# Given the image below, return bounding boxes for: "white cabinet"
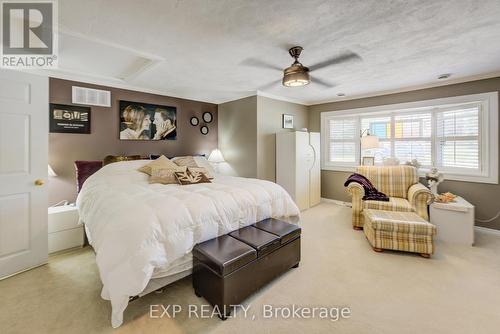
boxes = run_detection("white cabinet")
[430,197,475,246]
[48,205,84,253]
[276,131,321,211]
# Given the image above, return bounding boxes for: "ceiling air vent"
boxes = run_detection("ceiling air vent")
[72,86,111,107]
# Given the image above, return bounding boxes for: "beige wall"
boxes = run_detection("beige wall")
[309,77,500,230]
[49,78,218,206]
[218,95,308,181]
[218,96,258,177]
[257,96,309,181]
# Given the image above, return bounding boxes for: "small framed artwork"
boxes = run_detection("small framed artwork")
[202,112,213,123]
[282,114,294,129]
[190,116,199,126]
[200,125,209,135]
[49,104,91,134]
[362,157,375,166]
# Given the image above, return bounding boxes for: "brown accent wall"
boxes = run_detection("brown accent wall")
[48,78,217,206]
[309,77,500,230]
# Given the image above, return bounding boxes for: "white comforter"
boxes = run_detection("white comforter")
[76,160,300,328]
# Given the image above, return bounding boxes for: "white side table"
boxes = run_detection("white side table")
[48,205,84,253]
[430,196,475,246]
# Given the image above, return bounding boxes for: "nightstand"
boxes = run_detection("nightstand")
[48,205,84,253]
[430,196,475,246]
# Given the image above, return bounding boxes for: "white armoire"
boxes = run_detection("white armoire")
[276,131,321,211]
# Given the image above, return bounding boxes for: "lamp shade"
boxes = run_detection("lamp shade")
[361,135,379,150]
[48,164,57,177]
[208,149,225,163]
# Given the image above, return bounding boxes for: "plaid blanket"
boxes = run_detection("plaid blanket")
[344,173,389,202]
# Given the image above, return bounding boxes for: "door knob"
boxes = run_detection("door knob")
[34,179,45,186]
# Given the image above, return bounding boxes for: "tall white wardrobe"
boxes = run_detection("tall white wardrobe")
[276,131,321,211]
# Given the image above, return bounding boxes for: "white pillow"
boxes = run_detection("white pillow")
[193,156,216,177]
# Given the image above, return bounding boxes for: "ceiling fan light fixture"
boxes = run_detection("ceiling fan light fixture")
[282,65,310,87]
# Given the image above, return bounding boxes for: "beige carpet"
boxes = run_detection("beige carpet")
[1,202,500,334]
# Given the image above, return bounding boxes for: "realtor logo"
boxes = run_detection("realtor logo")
[1,0,58,68]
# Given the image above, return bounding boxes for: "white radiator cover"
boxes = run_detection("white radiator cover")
[72,86,111,107]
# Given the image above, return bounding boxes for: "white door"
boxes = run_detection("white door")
[0,70,48,279]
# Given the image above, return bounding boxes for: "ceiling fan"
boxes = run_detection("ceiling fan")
[242,46,361,89]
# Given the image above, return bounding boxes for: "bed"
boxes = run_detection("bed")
[76,159,300,328]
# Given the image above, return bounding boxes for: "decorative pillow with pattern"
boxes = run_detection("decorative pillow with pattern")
[188,167,213,179]
[193,156,216,178]
[149,166,187,185]
[138,155,178,175]
[172,156,198,168]
[174,169,212,185]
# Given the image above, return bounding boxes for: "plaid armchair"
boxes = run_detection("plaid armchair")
[346,166,434,229]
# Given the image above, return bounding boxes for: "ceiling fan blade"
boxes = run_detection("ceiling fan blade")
[240,58,283,71]
[312,77,336,89]
[309,51,361,72]
[258,79,281,90]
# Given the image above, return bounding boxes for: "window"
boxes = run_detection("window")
[328,118,357,164]
[320,92,498,184]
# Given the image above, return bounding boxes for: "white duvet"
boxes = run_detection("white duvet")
[76,160,300,328]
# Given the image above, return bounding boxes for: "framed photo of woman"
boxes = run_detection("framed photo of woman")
[119,101,177,140]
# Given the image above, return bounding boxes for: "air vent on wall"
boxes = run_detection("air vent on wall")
[72,86,111,107]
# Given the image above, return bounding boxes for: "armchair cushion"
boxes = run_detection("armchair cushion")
[363,197,413,212]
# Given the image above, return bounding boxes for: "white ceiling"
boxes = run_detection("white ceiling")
[47,0,500,105]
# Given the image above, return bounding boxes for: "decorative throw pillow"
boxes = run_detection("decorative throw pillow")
[193,156,216,178]
[174,169,212,185]
[172,156,198,168]
[103,155,142,166]
[74,160,103,193]
[138,155,178,175]
[149,166,187,185]
[188,167,213,179]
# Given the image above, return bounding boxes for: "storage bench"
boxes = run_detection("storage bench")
[192,218,301,319]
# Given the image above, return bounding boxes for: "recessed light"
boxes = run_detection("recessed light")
[337,93,346,97]
[438,73,451,80]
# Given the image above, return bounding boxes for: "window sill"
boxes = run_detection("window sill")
[321,165,498,184]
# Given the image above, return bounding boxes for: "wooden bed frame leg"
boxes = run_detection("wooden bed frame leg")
[420,253,431,258]
[372,247,383,253]
[353,226,363,231]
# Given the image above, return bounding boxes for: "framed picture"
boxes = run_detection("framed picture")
[362,157,375,166]
[200,125,209,135]
[119,100,177,141]
[49,104,91,134]
[190,116,199,126]
[282,114,294,129]
[202,112,213,123]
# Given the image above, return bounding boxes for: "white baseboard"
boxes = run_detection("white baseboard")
[321,198,352,208]
[474,225,500,236]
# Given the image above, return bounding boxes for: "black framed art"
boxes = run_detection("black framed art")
[49,104,91,134]
[190,116,199,126]
[202,112,213,123]
[119,100,177,140]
